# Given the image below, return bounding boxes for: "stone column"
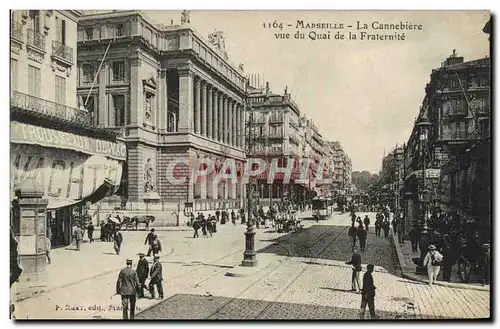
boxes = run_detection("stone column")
[194,77,201,134]
[16,179,48,287]
[236,103,241,147]
[213,89,218,141]
[207,85,213,139]
[201,81,207,136]
[231,101,236,145]
[240,104,245,149]
[129,58,142,125]
[223,96,229,144]
[178,69,194,133]
[158,70,167,132]
[218,92,223,142]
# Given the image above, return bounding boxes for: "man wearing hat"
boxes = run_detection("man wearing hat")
[149,255,164,299]
[423,245,443,285]
[116,259,140,320]
[136,253,149,298]
[145,228,156,256]
[359,264,377,319]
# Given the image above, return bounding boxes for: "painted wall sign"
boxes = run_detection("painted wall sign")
[11,121,127,161]
[11,144,123,209]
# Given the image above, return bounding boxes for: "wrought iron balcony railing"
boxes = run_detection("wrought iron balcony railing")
[52,40,74,63]
[11,91,91,126]
[11,21,23,41]
[27,29,46,51]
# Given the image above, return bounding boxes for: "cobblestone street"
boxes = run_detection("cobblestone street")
[13,212,490,320]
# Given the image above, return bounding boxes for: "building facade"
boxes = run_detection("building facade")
[246,82,305,201]
[77,11,247,211]
[10,10,126,284]
[327,141,352,194]
[403,49,491,236]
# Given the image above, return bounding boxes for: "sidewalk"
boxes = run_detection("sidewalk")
[12,230,176,302]
[391,232,489,291]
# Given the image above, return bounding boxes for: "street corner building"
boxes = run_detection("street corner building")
[10,10,126,289]
[76,11,248,212]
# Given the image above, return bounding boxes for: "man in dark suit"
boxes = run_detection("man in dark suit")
[359,264,377,319]
[346,249,362,292]
[149,255,164,299]
[145,229,156,256]
[116,259,140,320]
[136,253,149,298]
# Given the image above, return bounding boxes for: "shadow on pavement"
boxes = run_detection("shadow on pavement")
[257,225,401,276]
[135,293,449,320]
[319,287,358,294]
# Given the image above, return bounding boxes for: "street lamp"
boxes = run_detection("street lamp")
[242,185,259,267]
[415,117,432,272]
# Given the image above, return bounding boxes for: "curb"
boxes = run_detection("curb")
[390,231,490,292]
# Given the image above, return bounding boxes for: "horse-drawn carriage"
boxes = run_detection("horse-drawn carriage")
[107,212,156,231]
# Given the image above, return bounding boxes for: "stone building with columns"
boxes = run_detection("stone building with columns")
[77,10,247,210]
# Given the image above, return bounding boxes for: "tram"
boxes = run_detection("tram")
[312,197,331,220]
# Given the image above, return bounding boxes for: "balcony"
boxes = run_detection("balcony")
[27,29,46,51]
[11,91,91,127]
[11,21,23,42]
[52,40,74,64]
[269,115,284,124]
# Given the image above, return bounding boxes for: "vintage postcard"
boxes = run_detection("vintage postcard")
[9,9,491,320]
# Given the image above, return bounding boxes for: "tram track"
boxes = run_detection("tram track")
[204,225,347,319]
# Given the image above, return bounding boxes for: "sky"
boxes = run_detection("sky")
[142,10,490,173]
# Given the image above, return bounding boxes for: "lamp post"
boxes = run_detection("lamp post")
[242,185,259,267]
[415,117,432,273]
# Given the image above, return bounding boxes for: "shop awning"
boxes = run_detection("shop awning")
[11,121,127,161]
[11,144,123,210]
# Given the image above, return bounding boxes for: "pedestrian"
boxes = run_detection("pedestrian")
[363,215,370,232]
[201,215,208,237]
[136,253,149,298]
[348,223,358,250]
[357,225,367,252]
[440,243,455,282]
[211,215,217,233]
[215,209,221,222]
[206,218,213,238]
[423,244,443,285]
[114,230,123,255]
[391,218,397,236]
[397,219,405,243]
[87,222,94,243]
[240,208,246,224]
[192,217,200,238]
[75,225,84,251]
[145,228,156,256]
[345,248,362,293]
[374,217,382,237]
[231,210,237,225]
[359,264,377,319]
[149,255,164,299]
[151,235,162,256]
[45,236,51,265]
[116,259,140,320]
[382,221,390,238]
[409,227,419,252]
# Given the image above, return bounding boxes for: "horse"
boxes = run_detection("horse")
[131,215,156,230]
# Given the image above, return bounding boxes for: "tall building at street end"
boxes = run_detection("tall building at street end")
[326,141,352,195]
[10,10,126,285]
[77,10,247,211]
[403,49,491,237]
[246,81,307,202]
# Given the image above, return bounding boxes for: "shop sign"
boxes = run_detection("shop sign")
[11,121,127,161]
[11,144,123,209]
